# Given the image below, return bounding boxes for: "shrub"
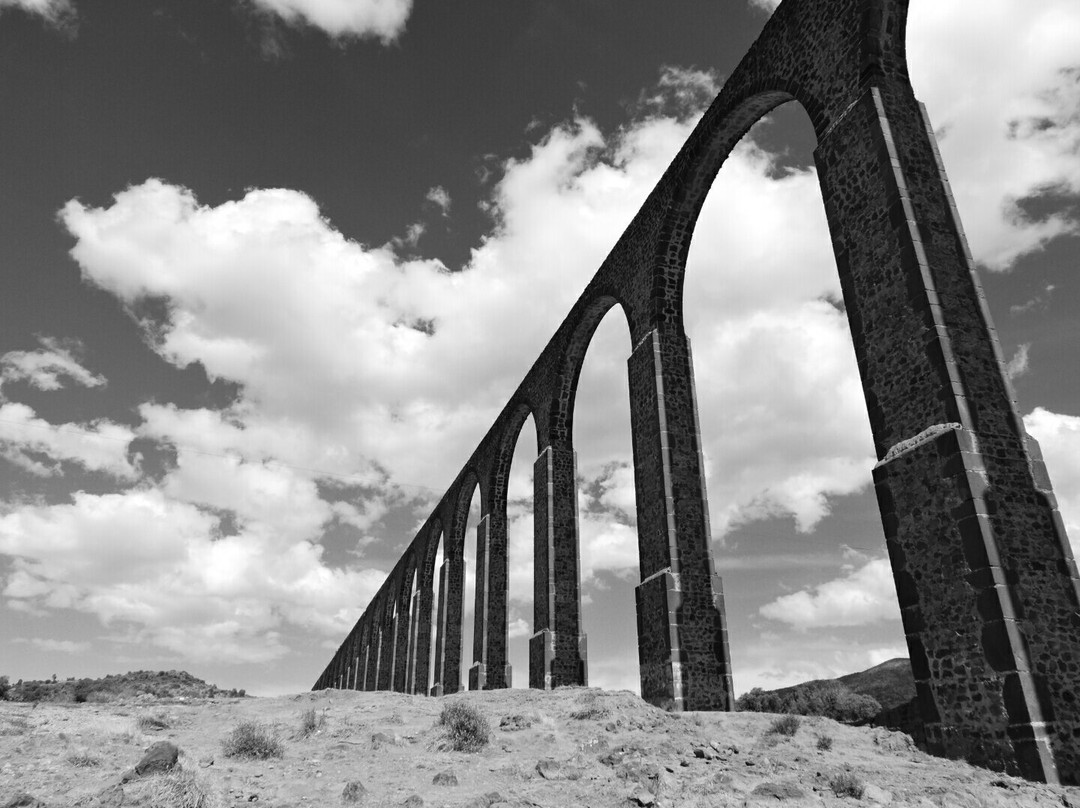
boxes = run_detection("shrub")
[0,675,9,701]
[829,771,865,798]
[72,679,95,703]
[816,734,834,751]
[437,701,490,752]
[137,712,172,731]
[0,716,29,736]
[767,714,801,737]
[222,721,284,759]
[127,769,220,808]
[569,705,609,721]
[737,682,881,724]
[297,708,326,738]
[67,751,102,767]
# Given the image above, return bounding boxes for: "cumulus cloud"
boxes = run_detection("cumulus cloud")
[1,336,105,391]
[424,186,451,217]
[758,557,901,629]
[0,402,137,479]
[1024,407,1080,551]
[0,0,72,23]
[246,0,411,41]
[1005,343,1031,380]
[16,637,91,654]
[0,488,386,662]
[907,0,1080,269]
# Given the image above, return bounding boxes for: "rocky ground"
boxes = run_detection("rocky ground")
[1,686,1077,807]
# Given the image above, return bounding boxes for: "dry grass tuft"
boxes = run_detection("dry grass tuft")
[829,770,866,798]
[0,715,30,736]
[436,701,490,752]
[66,750,102,767]
[221,720,284,759]
[137,711,172,731]
[126,768,221,808]
[297,707,327,738]
[766,714,801,738]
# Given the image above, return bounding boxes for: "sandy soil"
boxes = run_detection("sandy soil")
[1,686,1077,807]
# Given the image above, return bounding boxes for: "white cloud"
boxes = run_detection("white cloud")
[0,402,137,479]
[746,0,779,13]
[907,0,1080,269]
[247,0,411,41]
[0,0,71,22]
[1005,343,1031,379]
[0,488,386,662]
[1,336,105,391]
[759,557,901,630]
[16,637,91,654]
[1023,407,1080,552]
[425,186,451,217]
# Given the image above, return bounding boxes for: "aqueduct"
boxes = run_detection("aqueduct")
[314,0,1080,784]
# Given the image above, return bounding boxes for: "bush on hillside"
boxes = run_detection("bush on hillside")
[297,708,326,738]
[437,701,490,752]
[767,714,801,737]
[737,681,880,724]
[222,721,284,759]
[829,770,866,798]
[0,676,9,701]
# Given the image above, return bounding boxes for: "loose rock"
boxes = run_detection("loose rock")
[370,732,394,749]
[749,781,805,801]
[536,758,582,781]
[341,781,367,804]
[864,784,894,804]
[120,741,180,782]
[2,795,48,808]
[432,770,458,786]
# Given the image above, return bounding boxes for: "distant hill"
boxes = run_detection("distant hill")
[743,657,914,713]
[1,670,246,703]
[836,658,915,711]
[736,658,922,743]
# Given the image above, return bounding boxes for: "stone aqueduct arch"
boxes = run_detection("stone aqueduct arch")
[314,0,1080,784]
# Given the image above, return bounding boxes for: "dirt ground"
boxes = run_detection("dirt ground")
[2,686,1078,807]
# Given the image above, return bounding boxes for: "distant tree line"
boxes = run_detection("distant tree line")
[0,670,246,703]
[736,680,881,724]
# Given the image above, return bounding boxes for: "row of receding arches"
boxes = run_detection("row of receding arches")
[312,2,1080,785]
[313,295,635,697]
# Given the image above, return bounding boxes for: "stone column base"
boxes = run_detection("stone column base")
[529,629,588,689]
[636,569,683,711]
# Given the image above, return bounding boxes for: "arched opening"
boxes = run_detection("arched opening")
[459,480,481,689]
[680,97,904,697]
[404,562,420,692]
[570,306,640,694]
[425,522,444,695]
[504,412,536,687]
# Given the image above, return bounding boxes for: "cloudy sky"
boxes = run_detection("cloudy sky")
[1,0,1078,698]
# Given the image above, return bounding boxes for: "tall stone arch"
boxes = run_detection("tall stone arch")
[410,518,443,695]
[314,0,1080,783]
[392,552,419,692]
[468,400,538,691]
